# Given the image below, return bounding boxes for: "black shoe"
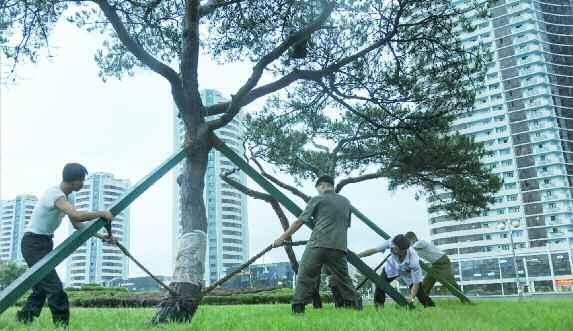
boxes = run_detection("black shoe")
[292,303,305,314]
[52,311,70,328]
[354,296,363,311]
[312,291,323,309]
[16,310,35,324]
[330,286,344,308]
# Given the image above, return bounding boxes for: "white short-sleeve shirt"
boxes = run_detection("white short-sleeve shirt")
[376,239,423,286]
[28,186,67,235]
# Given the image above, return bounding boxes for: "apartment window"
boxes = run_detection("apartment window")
[544,179,550,184]
[505,183,517,190]
[546,191,552,197]
[504,171,514,178]
[549,203,557,209]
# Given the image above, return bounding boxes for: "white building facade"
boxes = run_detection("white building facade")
[0,195,38,262]
[66,172,130,287]
[427,0,573,295]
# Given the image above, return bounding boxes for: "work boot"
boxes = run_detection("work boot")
[330,285,345,308]
[312,290,323,309]
[52,311,70,328]
[354,296,363,311]
[292,303,305,314]
[16,310,35,324]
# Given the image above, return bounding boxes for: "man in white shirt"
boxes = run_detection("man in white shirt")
[358,234,435,308]
[16,163,114,327]
[405,231,460,295]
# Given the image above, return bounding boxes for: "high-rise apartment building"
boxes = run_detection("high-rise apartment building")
[428,0,573,295]
[66,172,130,287]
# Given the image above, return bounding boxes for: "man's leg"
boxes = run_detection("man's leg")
[292,247,325,314]
[413,283,435,307]
[18,233,70,326]
[311,279,322,309]
[436,257,461,291]
[44,270,70,327]
[421,268,437,295]
[17,234,49,323]
[373,270,397,309]
[323,249,361,310]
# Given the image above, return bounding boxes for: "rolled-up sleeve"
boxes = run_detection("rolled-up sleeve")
[299,197,320,226]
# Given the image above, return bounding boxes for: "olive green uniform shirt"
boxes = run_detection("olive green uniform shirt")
[299,191,351,251]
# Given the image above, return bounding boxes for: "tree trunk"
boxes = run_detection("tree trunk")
[151,125,210,324]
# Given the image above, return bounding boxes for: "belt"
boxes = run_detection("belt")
[24,232,54,239]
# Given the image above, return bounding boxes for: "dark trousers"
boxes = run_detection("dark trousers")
[422,255,460,295]
[373,270,435,308]
[292,247,357,305]
[18,232,69,325]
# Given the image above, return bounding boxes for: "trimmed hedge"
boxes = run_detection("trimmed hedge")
[15,287,332,308]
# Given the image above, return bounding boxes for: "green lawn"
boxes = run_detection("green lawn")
[0,299,572,331]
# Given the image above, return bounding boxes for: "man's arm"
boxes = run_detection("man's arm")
[70,220,116,243]
[273,219,304,247]
[408,251,424,302]
[408,282,420,303]
[358,239,390,258]
[357,248,380,258]
[55,197,113,222]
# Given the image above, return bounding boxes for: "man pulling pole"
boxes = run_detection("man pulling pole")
[273,175,360,314]
[404,231,460,295]
[358,234,435,308]
[16,163,114,327]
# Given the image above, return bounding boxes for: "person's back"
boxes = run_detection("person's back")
[307,192,351,252]
[411,239,445,264]
[273,175,359,313]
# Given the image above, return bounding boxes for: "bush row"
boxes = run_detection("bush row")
[16,288,332,308]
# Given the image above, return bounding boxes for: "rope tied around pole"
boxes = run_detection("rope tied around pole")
[114,239,308,302]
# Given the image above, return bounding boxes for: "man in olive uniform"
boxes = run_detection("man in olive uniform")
[405,231,460,295]
[273,175,359,314]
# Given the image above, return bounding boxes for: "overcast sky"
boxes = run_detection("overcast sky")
[0,20,429,279]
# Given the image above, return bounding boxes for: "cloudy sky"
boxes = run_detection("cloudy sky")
[0,19,429,279]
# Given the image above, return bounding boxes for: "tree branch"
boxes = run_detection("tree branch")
[250,156,311,203]
[204,6,403,120]
[335,171,386,193]
[94,0,182,91]
[199,0,245,17]
[208,0,336,129]
[219,168,299,273]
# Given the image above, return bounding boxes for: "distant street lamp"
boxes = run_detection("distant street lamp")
[497,220,523,297]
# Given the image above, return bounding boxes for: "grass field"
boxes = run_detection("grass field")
[1,299,572,330]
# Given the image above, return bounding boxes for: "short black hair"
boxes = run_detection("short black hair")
[404,231,417,242]
[315,175,335,187]
[63,163,88,182]
[392,234,410,250]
